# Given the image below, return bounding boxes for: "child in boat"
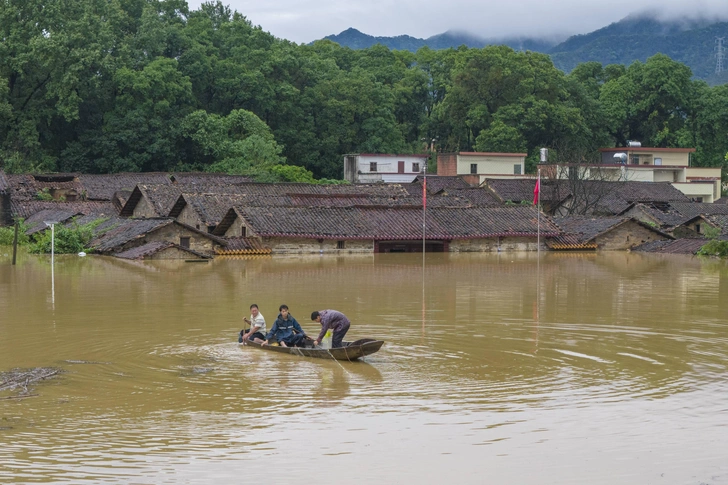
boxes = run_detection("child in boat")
[262,305,310,348]
[239,304,266,343]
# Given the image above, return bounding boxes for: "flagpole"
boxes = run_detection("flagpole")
[422,163,427,334]
[536,168,541,256]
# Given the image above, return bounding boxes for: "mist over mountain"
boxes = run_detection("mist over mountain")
[323,28,561,54]
[321,13,728,84]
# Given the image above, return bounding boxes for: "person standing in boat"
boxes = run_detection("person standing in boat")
[262,305,310,348]
[240,304,266,343]
[311,310,351,348]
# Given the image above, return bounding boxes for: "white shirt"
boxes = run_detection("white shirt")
[249,313,266,335]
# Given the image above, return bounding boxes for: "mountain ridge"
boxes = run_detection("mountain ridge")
[321,14,728,83]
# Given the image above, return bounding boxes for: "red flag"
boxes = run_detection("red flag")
[533,177,540,205]
[422,177,427,210]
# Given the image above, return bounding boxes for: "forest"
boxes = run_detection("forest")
[1,0,727,182]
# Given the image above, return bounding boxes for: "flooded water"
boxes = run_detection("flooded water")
[1,249,727,484]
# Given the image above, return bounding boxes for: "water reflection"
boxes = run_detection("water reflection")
[1,250,727,484]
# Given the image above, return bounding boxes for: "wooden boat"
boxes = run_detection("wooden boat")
[241,338,384,361]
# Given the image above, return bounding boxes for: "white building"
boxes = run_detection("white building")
[344,153,429,184]
[597,147,721,203]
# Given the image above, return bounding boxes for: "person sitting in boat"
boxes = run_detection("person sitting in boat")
[239,304,266,343]
[262,305,310,348]
[311,310,350,348]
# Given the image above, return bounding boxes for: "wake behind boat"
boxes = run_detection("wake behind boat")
[240,338,384,361]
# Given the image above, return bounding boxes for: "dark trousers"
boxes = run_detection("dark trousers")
[332,323,350,348]
[281,333,307,347]
[239,331,265,343]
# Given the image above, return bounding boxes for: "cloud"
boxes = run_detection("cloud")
[187,0,728,44]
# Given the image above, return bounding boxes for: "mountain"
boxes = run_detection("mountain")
[548,15,728,81]
[320,14,728,83]
[322,28,558,54]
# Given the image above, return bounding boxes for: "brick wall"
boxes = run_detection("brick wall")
[449,237,541,252]
[437,154,458,176]
[594,221,668,250]
[264,237,373,254]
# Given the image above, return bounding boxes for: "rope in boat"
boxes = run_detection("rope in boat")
[325,347,351,374]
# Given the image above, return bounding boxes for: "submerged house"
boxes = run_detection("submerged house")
[218,205,560,254]
[24,209,83,235]
[114,241,212,260]
[88,218,227,256]
[547,216,672,251]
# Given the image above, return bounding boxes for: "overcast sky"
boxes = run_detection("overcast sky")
[186,0,728,44]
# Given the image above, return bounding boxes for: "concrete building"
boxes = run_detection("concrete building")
[596,147,721,203]
[344,153,429,183]
[437,152,530,184]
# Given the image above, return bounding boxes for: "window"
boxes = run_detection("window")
[630,155,640,165]
[514,164,522,175]
[180,237,190,248]
[337,241,345,249]
[654,158,662,165]
[412,163,420,172]
[241,226,247,237]
[695,224,702,233]
[370,162,377,172]
[470,163,477,174]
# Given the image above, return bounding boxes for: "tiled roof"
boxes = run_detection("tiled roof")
[120,184,183,217]
[632,238,707,254]
[549,216,670,248]
[10,200,116,220]
[89,218,174,252]
[114,241,210,260]
[5,173,84,201]
[170,173,253,185]
[169,193,251,224]
[412,175,473,193]
[713,197,728,205]
[485,178,540,203]
[630,203,688,227]
[78,173,171,200]
[485,179,690,208]
[616,182,691,203]
[705,214,728,235]
[668,202,728,220]
[236,206,560,240]
[24,209,83,235]
[438,188,503,206]
[0,171,8,192]
[551,216,631,243]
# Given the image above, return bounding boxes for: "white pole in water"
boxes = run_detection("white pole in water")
[45,221,58,307]
[422,160,427,256]
[422,159,427,333]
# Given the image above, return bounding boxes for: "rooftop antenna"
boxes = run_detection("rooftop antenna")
[716,37,725,74]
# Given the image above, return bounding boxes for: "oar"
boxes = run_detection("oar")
[239,320,250,345]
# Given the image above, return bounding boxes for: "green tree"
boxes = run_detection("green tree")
[600,54,694,147]
[181,108,284,177]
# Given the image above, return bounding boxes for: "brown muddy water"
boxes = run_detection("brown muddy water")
[1,249,727,484]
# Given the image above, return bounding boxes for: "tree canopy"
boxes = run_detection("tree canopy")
[1,0,726,181]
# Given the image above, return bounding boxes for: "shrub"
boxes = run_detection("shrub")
[35,188,54,201]
[0,220,30,246]
[696,240,728,258]
[28,218,105,254]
